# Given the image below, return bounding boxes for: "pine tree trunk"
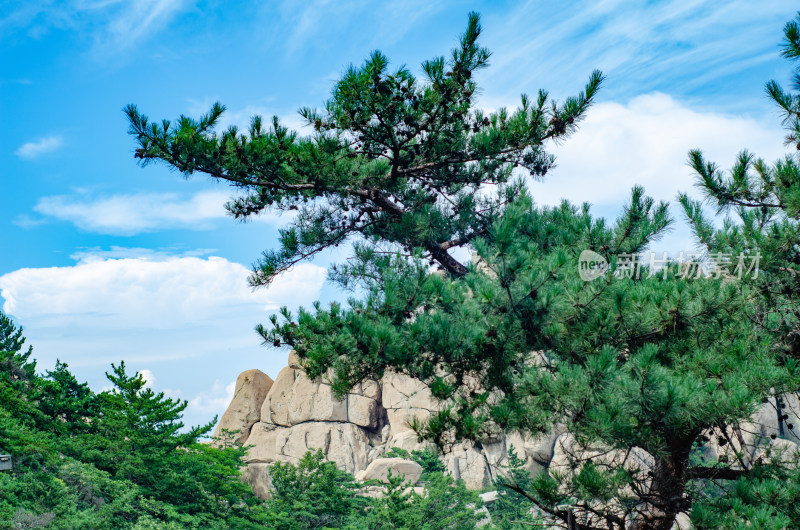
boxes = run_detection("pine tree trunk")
[629,445,691,530]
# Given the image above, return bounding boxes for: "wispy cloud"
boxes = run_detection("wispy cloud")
[0,0,193,57]
[15,135,63,159]
[97,0,190,55]
[479,0,795,111]
[271,0,450,56]
[29,189,288,235]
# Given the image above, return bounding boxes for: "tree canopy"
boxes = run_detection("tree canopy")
[124,11,800,530]
[126,12,602,285]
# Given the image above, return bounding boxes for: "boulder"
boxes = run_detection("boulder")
[244,421,371,474]
[287,350,302,369]
[759,437,800,466]
[506,427,566,473]
[355,457,423,485]
[445,442,494,490]
[550,433,653,499]
[386,430,434,453]
[261,367,297,426]
[213,369,273,444]
[714,394,800,466]
[285,372,348,425]
[475,506,492,528]
[479,491,499,504]
[382,371,439,434]
[671,512,692,530]
[347,393,381,429]
[241,462,272,500]
[259,365,381,429]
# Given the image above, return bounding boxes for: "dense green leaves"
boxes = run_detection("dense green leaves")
[0,312,265,529]
[0,310,519,528]
[265,450,368,529]
[262,182,789,527]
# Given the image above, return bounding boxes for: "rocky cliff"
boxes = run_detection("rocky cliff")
[215,352,800,499]
[214,351,563,492]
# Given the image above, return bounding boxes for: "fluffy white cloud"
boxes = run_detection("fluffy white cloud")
[31,190,289,235]
[0,252,325,331]
[0,252,326,427]
[16,136,63,159]
[511,93,788,255]
[538,93,787,208]
[139,368,156,388]
[190,379,237,414]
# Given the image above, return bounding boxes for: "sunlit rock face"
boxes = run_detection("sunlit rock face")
[223,352,800,500]
[212,369,273,445]
[222,352,557,492]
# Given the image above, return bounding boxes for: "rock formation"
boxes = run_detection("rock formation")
[213,369,273,445]
[218,351,800,514]
[355,457,423,484]
[218,352,556,493]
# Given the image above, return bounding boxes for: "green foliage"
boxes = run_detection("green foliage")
[123,9,800,530]
[265,449,369,529]
[349,470,484,530]
[0,310,267,529]
[385,446,446,480]
[489,447,545,529]
[680,15,800,362]
[0,312,35,386]
[35,360,98,435]
[126,12,602,285]
[253,60,790,530]
[384,446,411,458]
[675,12,800,528]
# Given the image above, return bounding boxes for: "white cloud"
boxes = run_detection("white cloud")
[0,253,325,330]
[101,0,189,53]
[0,1,193,57]
[526,93,787,255]
[0,251,326,428]
[190,379,236,414]
[480,0,796,107]
[140,368,156,388]
[16,136,63,159]
[69,246,216,262]
[274,0,447,56]
[539,93,786,207]
[31,189,289,235]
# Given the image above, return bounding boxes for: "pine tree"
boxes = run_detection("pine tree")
[126,12,602,286]
[0,318,268,527]
[126,12,800,530]
[83,362,216,504]
[681,14,800,360]
[34,360,99,436]
[676,12,800,529]
[265,449,368,529]
[0,311,35,383]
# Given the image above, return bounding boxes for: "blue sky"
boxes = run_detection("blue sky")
[1,0,797,429]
